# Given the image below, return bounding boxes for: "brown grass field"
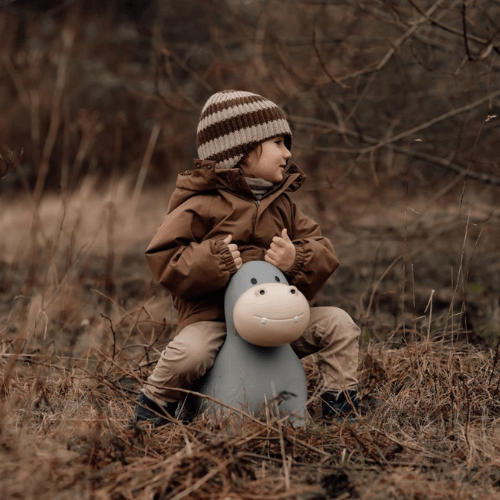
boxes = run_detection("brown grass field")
[1,174,500,499]
[1,1,500,498]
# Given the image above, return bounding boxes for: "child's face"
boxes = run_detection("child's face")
[240,136,292,184]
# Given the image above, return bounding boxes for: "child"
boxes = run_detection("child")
[135,90,360,426]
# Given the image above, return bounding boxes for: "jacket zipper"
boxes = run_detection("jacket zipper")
[252,199,260,236]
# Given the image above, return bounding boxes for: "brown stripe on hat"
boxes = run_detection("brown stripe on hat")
[196,90,292,170]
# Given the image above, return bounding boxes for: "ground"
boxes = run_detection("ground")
[1,174,500,499]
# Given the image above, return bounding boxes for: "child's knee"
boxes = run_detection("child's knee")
[171,321,226,371]
[332,307,360,335]
[184,342,218,373]
[315,307,360,335]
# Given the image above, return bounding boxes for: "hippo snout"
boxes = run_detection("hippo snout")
[233,282,310,347]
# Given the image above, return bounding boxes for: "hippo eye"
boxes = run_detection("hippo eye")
[275,276,280,282]
[259,289,265,295]
[251,278,257,285]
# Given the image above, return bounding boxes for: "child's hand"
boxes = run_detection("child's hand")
[265,228,296,272]
[223,235,243,270]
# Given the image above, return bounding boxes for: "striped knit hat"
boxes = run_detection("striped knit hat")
[196,90,292,170]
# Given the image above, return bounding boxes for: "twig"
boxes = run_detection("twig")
[312,28,347,89]
[489,337,500,386]
[130,122,161,216]
[408,0,499,58]
[461,1,472,60]
[355,89,500,155]
[0,148,21,180]
[291,109,500,186]
[33,28,74,205]
[337,0,456,82]
[100,314,117,361]
[169,457,231,500]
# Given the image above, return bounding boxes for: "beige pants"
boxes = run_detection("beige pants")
[143,306,360,404]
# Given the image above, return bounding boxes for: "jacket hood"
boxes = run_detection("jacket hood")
[168,159,307,213]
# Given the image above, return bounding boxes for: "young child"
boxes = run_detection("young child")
[135,90,360,426]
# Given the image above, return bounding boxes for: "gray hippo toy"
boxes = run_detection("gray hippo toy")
[184,260,310,425]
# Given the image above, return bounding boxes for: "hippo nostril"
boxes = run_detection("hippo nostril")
[290,289,296,294]
[260,290,266,295]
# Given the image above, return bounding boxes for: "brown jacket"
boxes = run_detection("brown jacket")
[146,159,339,333]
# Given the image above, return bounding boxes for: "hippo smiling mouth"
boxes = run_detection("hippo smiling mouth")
[255,314,305,324]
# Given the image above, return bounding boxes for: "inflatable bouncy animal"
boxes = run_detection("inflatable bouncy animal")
[185,261,310,425]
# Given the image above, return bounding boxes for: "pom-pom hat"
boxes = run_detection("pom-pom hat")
[196,90,292,170]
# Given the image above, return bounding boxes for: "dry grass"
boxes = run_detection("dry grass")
[3,338,500,499]
[1,4,500,496]
[2,180,500,499]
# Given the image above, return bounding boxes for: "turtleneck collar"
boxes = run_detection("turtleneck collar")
[244,177,275,200]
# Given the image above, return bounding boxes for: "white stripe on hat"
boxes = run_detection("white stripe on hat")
[197,100,278,134]
[216,154,245,170]
[207,90,257,104]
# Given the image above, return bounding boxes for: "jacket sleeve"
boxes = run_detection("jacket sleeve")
[283,197,339,300]
[145,200,238,300]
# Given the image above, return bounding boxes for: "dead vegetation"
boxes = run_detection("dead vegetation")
[1,0,500,498]
[4,325,500,499]
[1,175,500,499]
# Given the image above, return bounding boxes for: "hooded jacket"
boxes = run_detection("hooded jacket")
[146,159,340,333]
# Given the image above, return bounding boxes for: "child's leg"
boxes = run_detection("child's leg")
[291,307,360,391]
[142,321,227,406]
[290,306,360,419]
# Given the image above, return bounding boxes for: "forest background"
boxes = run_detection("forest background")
[0,0,500,499]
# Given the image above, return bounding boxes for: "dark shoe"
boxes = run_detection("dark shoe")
[321,390,359,423]
[135,392,178,427]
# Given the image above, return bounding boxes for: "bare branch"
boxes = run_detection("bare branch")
[407,0,499,59]
[461,0,473,60]
[0,148,21,180]
[291,114,500,186]
[338,0,458,82]
[312,28,348,89]
[358,88,500,154]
